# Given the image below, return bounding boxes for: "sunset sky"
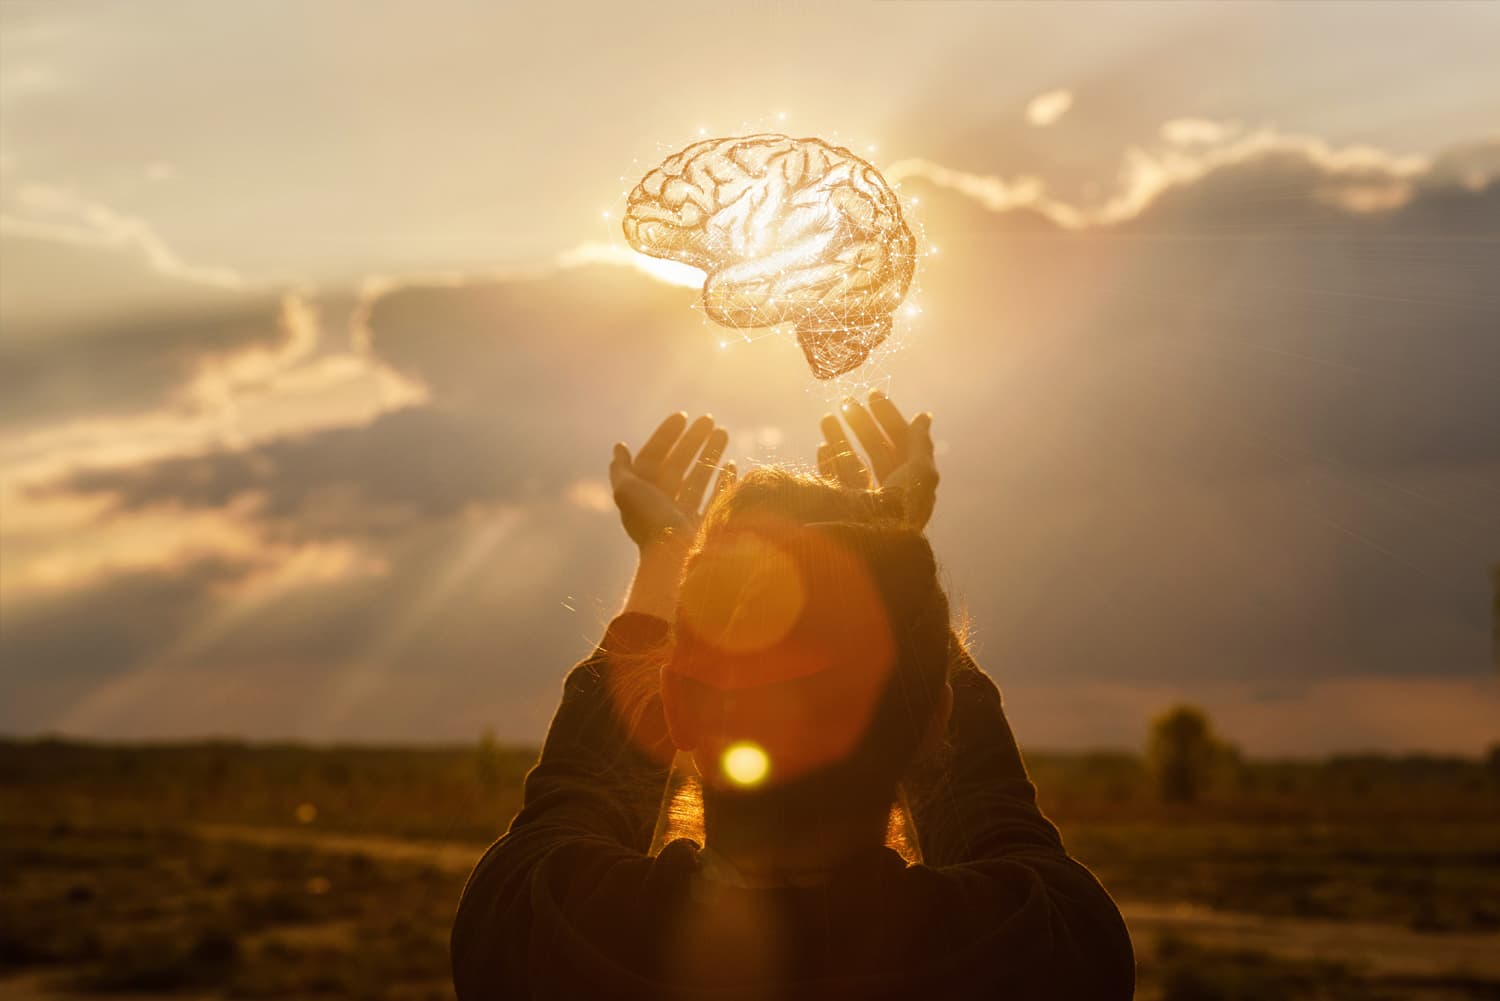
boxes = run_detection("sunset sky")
[2,0,1498,754]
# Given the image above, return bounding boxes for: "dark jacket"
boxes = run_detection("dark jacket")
[452,614,1134,1000]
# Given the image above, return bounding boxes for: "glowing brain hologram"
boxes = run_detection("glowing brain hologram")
[624,134,916,379]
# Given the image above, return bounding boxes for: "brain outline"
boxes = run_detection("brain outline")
[623,133,917,379]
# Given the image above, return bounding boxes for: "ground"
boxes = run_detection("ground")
[2,740,1497,1000]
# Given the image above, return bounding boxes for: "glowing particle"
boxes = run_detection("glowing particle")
[722,742,770,787]
[295,802,317,824]
[622,133,916,379]
[719,340,728,349]
[305,876,332,895]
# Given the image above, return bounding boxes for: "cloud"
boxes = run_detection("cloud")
[0,216,281,432]
[1160,118,1238,146]
[0,259,283,431]
[1026,88,1074,127]
[1107,132,1431,230]
[1,183,242,288]
[2,497,262,601]
[888,127,1460,231]
[30,405,537,542]
[0,221,426,490]
[886,159,1066,225]
[555,240,706,289]
[4,132,1497,751]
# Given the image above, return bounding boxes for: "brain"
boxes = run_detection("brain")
[623,134,916,379]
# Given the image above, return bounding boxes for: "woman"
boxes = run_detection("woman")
[452,393,1134,1000]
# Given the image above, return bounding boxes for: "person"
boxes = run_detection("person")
[452,392,1134,1000]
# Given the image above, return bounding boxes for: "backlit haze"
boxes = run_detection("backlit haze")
[3,1,1498,754]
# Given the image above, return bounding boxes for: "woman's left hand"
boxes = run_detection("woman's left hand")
[818,391,939,529]
[609,412,736,553]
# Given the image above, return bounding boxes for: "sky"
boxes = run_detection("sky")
[2,0,1498,754]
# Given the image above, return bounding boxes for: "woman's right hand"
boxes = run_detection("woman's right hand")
[817,391,939,529]
[610,412,735,553]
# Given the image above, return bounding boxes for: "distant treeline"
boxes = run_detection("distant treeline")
[1026,748,1500,821]
[0,737,534,843]
[3,737,1496,840]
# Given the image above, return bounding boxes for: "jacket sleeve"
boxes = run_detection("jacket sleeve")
[450,613,675,1000]
[905,637,1136,999]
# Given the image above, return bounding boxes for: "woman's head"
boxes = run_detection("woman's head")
[661,467,953,844]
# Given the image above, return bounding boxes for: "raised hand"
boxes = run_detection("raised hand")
[818,391,938,529]
[610,413,736,551]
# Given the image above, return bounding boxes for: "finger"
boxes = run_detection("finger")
[843,399,897,480]
[634,412,689,477]
[608,442,632,492]
[709,461,738,509]
[820,414,872,489]
[869,390,911,455]
[659,415,716,487]
[816,442,836,480]
[910,412,935,457]
[678,427,729,512]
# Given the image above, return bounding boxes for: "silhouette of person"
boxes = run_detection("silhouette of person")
[452,392,1133,1000]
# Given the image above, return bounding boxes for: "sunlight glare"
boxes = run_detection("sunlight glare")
[722,742,771,787]
[631,251,707,289]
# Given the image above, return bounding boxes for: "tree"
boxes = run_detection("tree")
[1147,704,1229,805]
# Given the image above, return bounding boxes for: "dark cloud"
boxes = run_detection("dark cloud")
[35,404,568,540]
[907,141,1500,481]
[364,264,703,408]
[1121,145,1500,236]
[0,233,287,429]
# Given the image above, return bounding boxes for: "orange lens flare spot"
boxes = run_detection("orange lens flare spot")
[721,742,771,787]
[677,534,806,658]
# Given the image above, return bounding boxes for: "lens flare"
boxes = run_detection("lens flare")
[721,742,771,787]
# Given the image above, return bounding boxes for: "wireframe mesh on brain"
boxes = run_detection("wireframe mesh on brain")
[623,134,916,379]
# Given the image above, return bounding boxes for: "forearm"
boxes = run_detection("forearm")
[620,541,690,620]
[906,637,1063,865]
[507,542,685,841]
[507,613,674,850]
[454,616,675,999]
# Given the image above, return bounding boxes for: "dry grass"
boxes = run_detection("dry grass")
[2,738,1497,1000]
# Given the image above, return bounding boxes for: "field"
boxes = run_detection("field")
[2,740,1498,1001]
